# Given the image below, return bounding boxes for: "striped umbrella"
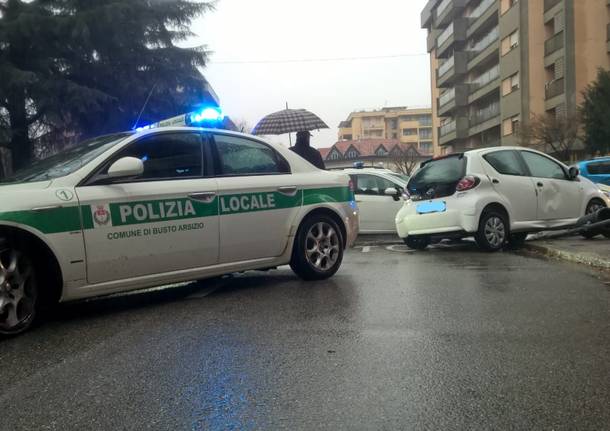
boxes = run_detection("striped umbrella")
[252,109,329,135]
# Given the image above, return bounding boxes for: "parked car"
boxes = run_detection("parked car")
[574,157,610,186]
[395,147,610,251]
[0,127,358,335]
[343,168,408,233]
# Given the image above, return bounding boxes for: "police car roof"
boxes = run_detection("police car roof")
[132,126,258,140]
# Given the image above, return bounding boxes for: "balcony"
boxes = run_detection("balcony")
[466,0,499,39]
[439,117,469,144]
[469,102,500,136]
[438,56,455,77]
[469,64,500,103]
[470,101,500,127]
[438,85,469,117]
[545,31,564,56]
[436,0,468,27]
[421,0,436,28]
[440,120,456,136]
[544,0,562,12]
[545,77,564,100]
[437,18,468,56]
[437,52,468,87]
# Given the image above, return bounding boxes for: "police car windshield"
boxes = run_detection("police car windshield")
[1,132,133,184]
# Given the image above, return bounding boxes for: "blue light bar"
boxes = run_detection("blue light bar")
[133,106,225,131]
[188,107,225,125]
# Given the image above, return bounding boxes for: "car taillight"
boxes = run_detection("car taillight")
[456,176,480,192]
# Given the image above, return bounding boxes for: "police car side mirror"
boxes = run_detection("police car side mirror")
[568,166,579,180]
[107,157,144,179]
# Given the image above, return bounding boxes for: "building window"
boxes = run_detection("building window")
[402,128,417,136]
[419,127,433,140]
[329,150,341,160]
[376,147,388,157]
[417,115,432,126]
[501,30,519,55]
[419,142,433,154]
[502,72,520,96]
[503,115,520,136]
[392,132,398,139]
[341,134,352,140]
[388,119,397,129]
[346,149,359,159]
[500,0,518,15]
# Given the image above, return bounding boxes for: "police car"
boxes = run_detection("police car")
[0,109,358,334]
[341,167,408,233]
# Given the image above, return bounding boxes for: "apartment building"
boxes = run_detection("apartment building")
[422,0,610,156]
[338,107,434,155]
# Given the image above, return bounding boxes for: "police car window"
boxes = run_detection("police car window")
[484,150,526,176]
[377,176,401,193]
[353,174,396,196]
[521,151,567,180]
[214,134,290,176]
[111,133,203,180]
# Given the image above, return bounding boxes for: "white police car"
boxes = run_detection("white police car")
[0,121,358,334]
[342,168,408,233]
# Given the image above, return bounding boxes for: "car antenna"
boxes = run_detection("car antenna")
[132,82,158,130]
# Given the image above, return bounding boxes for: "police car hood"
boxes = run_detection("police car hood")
[0,180,53,211]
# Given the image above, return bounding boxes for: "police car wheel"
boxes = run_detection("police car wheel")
[0,239,38,336]
[290,216,344,281]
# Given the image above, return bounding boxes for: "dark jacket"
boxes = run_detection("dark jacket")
[290,145,326,170]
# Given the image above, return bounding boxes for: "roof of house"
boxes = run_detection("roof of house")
[318,147,331,159]
[320,139,422,160]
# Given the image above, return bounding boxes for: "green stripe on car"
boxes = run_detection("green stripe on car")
[0,186,352,234]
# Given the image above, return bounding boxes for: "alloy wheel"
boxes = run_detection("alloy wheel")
[0,248,37,334]
[484,216,506,248]
[305,222,341,271]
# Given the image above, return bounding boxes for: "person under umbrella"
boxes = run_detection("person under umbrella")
[290,131,325,170]
[252,108,329,170]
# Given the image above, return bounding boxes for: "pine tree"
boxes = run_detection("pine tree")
[0,0,215,173]
[581,68,610,156]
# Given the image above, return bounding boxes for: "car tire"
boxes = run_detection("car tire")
[290,215,344,281]
[475,210,508,252]
[403,236,430,250]
[507,232,528,249]
[0,237,39,336]
[581,200,606,239]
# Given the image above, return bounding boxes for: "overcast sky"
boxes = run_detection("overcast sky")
[190,0,431,148]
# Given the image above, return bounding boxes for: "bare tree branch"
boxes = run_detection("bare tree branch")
[390,145,421,176]
[516,112,582,162]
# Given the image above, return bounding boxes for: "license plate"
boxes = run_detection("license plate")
[416,201,446,214]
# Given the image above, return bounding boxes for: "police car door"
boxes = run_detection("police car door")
[211,132,301,263]
[75,131,219,284]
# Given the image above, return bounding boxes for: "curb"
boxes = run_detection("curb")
[524,242,610,271]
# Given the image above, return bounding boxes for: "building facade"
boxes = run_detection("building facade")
[319,139,428,171]
[338,107,435,156]
[422,0,610,156]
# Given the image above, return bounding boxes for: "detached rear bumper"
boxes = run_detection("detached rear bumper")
[395,199,478,238]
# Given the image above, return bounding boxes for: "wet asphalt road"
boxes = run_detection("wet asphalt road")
[1,243,609,430]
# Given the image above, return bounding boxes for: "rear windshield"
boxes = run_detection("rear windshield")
[407,155,466,199]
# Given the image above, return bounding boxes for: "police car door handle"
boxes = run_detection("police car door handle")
[188,192,216,202]
[31,205,63,212]
[277,186,298,196]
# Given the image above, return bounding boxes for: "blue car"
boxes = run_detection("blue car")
[576,157,610,186]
